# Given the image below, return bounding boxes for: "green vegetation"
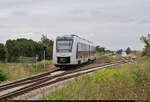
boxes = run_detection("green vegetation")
[0,67,7,82]
[125,47,131,55]
[0,35,55,82]
[96,52,105,58]
[116,49,123,55]
[0,60,57,82]
[104,55,120,63]
[40,35,53,60]
[96,45,113,59]
[0,35,53,62]
[96,46,113,54]
[140,33,150,57]
[96,46,105,53]
[0,43,6,61]
[6,39,44,62]
[42,57,150,100]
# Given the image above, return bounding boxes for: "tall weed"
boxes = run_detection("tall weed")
[42,57,150,100]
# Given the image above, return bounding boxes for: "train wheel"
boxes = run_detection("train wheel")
[91,60,95,63]
[88,59,91,63]
[78,60,81,65]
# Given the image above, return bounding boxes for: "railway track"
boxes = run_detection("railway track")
[0,69,62,91]
[0,56,108,92]
[0,57,132,100]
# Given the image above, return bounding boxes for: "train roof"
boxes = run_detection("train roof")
[57,34,94,44]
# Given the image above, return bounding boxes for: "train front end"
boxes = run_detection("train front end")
[53,35,77,68]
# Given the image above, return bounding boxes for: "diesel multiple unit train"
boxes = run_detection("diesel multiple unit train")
[53,35,96,68]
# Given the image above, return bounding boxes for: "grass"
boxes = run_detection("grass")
[103,55,120,63]
[96,52,105,58]
[96,52,113,59]
[0,60,58,83]
[41,56,150,100]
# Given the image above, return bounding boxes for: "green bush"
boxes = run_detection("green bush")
[0,68,7,82]
[0,43,6,61]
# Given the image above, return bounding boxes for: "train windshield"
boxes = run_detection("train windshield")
[56,39,73,51]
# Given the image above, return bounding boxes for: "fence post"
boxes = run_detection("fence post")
[36,55,38,72]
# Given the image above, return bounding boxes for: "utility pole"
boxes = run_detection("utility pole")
[44,46,46,69]
[36,54,38,72]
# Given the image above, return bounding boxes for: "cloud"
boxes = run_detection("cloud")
[0,0,150,50]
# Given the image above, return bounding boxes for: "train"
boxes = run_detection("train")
[53,35,96,68]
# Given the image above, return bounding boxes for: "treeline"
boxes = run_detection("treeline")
[96,46,113,53]
[115,47,131,55]
[140,33,150,57]
[0,35,53,62]
[0,34,136,62]
[96,45,132,55]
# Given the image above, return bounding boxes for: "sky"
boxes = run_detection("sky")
[0,0,150,51]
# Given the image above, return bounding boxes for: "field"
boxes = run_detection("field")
[96,52,105,58]
[42,56,150,100]
[0,60,58,83]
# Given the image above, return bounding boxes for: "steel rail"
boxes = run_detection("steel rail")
[0,56,108,91]
[0,61,95,91]
[0,69,61,91]
[0,59,131,100]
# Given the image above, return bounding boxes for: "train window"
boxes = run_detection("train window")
[56,39,73,51]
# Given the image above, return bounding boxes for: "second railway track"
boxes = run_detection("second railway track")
[0,57,132,100]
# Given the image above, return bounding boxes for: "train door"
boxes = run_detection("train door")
[76,43,78,59]
[76,43,81,64]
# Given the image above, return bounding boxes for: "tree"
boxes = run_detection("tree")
[96,45,114,54]
[140,34,150,57]
[96,46,106,53]
[125,47,131,55]
[96,46,100,52]
[116,49,123,55]
[106,50,112,53]
[6,39,44,62]
[0,43,6,61]
[40,35,53,60]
